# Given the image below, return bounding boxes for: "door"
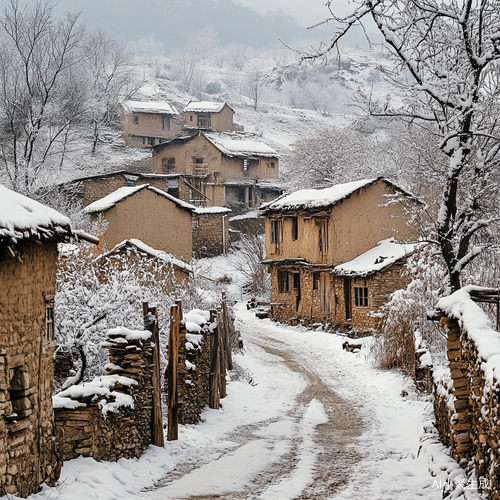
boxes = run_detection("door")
[319,274,332,313]
[344,278,352,320]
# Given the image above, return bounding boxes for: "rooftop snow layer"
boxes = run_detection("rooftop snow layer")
[332,238,420,277]
[183,101,229,113]
[82,185,196,213]
[0,184,72,242]
[194,206,232,214]
[260,178,376,212]
[205,133,278,158]
[98,238,192,272]
[122,100,178,115]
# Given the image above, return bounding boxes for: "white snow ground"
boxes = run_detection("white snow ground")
[17,304,483,500]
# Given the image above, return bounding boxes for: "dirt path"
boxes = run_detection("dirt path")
[143,334,364,500]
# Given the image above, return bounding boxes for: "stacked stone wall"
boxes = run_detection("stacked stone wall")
[54,329,154,462]
[176,318,213,425]
[192,212,229,257]
[0,240,61,497]
[434,313,500,499]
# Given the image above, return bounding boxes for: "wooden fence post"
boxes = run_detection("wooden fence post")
[143,302,165,447]
[209,309,220,409]
[167,304,180,441]
[217,310,227,399]
[221,293,233,371]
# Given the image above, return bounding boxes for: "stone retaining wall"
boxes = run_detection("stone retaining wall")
[54,328,154,462]
[175,311,213,425]
[434,290,500,499]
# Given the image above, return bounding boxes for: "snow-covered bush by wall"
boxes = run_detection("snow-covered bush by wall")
[371,247,448,376]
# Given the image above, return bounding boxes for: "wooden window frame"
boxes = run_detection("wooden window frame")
[277,270,289,293]
[291,216,298,241]
[354,287,369,307]
[45,294,55,344]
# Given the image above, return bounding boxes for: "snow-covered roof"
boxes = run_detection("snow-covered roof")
[0,184,72,244]
[82,185,196,214]
[260,178,377,213]
[183,101,232,114]
[97,238,192,272]
[205,133,278,158]
[193,206,232,215]
[121,100,178,115]
[332,238,420,277]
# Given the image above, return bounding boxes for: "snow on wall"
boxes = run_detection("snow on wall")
[0,184,72,242]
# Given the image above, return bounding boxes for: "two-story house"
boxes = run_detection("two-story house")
[119,100,179,148]
[183,101,235,133]
[260,178,421,330]
[151,131,281,208]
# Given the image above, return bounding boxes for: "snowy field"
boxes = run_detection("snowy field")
[18,304,483,500]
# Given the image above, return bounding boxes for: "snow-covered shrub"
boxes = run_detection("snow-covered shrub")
[371,247,448,376]
[55,242,187,389]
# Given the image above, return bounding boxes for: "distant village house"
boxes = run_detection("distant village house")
[152,131,281,208]
[260,178,420,331]
[119,100,179,148]
[183,101,235,133]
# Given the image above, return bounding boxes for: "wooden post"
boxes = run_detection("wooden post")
[209,309,220,409]
[217,310,227,399]
[143,302,165,447]
[221,294,233,371]
[167,304,180,440]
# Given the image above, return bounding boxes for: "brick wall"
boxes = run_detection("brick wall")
[54,328,154,462]
[0,240,61,497]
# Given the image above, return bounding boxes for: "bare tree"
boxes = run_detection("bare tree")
[242,65,267,111]
[0,0,86,193]
[307,0,500,292]
[83,30,140,153]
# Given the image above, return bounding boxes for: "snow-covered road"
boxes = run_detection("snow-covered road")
[25,304,480,500]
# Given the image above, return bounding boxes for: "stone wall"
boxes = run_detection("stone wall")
[192,210,230,258]
[0,239,61,497]
[268,262,409,332]
[174,311,213,425]
[54,327,154,462]
[434,292,500,499]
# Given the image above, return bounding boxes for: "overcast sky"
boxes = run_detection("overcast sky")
[233,0,349,27]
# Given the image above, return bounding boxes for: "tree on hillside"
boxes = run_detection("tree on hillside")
[0,0,86,193]
[287,128,384,191]
[308,0,500,292]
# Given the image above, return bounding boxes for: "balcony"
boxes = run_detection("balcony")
[192,163,209,175]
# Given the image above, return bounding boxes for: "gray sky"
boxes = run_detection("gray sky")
[233,0,350,27]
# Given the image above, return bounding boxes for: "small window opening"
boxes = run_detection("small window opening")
[45,294,55,343]
[354,287,369,307]
[292,272,300,290]
[278,270,289,293]
[291,216,298,241]
[133,116,139,125]
[313,272,320,291]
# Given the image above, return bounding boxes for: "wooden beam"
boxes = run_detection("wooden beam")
[167,304,179,441]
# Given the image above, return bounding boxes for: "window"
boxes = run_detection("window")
[278,270,289,293]
[147,137,155,146]
[197,113,211,128]
[318,219,328,256]
[162,115,170,131]
[270,162,275,168]
[192,218,199,229]
[354,287,369,307]
[270,219,283,247]
[313,272,320,291]
[133,116,139,125]
[194,157,204,164]
[292,272,300,290]
[291,216,298,241]
[190,115,193,122]
[45,295,55,343]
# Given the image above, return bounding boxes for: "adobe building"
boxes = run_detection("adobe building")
[83,184,194,262]
[183,101,235,133]
[119,100,179,148]
[260,178,421,331]
[151,131,281,208]
[0,185,96,496]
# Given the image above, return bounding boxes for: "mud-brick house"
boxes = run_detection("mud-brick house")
[260,178,420,331]
[119,100,179,148]
[0,185,97,496]
[183,101,235,133]
[83,184,195,262]
[151,131,281,208]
